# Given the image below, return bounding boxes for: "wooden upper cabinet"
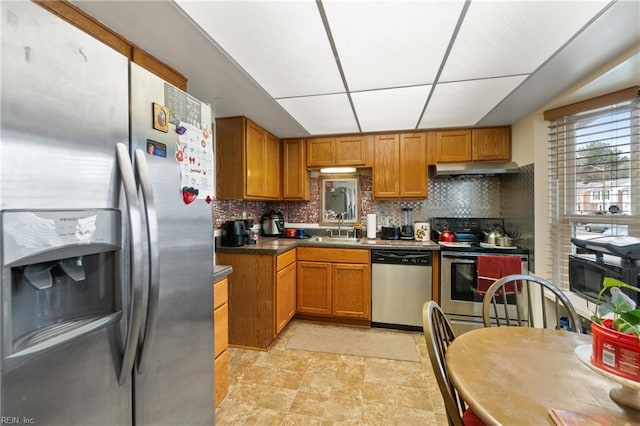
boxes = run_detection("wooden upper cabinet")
[264,133,281,198]
[307,138,335,167]
[472,127,511,161]
[335,136,366,166]
[282,139,310,200]
[435,130,472,163]
[216,116,281,200]
[373,134,400,198]
[399,133,427,198]
[373,133,426,199]
[306,136,366,167]
[435,127,511,163]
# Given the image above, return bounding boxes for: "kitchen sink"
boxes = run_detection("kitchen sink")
[311,236,360,244]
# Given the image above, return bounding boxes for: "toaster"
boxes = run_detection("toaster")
[380,226,400,240]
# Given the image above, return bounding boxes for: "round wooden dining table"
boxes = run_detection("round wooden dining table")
[445,327,640,425]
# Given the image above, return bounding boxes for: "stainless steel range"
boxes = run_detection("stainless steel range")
[432,217,529,335]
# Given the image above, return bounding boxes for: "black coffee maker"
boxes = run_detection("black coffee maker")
[221,220,245,247]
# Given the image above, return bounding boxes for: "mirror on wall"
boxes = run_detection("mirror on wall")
[321,177,359,224]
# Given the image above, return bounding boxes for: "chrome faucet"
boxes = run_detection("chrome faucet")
[337,213,345,237]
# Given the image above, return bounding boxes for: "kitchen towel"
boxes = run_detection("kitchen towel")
[367,214,377,239]
[476,255,522,295]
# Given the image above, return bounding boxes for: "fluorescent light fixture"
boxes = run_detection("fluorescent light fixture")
[440,1,609,81]
[277,93,358,135]
[320,167,357,174]
[419,76,526,128]
[352,86,431,132]
[323,1,464,91]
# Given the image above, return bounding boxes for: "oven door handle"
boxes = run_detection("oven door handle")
[442,255,477,262]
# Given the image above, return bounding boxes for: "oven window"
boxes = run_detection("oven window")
[450,261,518,304]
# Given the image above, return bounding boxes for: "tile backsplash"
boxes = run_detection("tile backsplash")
[213,171,528,230]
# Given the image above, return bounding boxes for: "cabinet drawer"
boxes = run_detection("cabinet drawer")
[277,248,296,271]
[214,303,228,358]
[214,350,229,407]
[297,247,369,264]
[213,277,228,309]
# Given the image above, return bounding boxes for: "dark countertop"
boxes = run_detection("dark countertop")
[215,236,441,254]
[213,264,233,281]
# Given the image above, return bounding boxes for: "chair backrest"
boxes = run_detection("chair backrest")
[423,301,467,426]
[481,273,583,332]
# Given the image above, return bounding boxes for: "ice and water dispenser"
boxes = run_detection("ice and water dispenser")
[1,210,122,370]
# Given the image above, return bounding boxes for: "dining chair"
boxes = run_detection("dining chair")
[481,273,583,332]
[423,301,485,426]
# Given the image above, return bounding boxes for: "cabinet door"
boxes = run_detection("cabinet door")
[297,261,332,315]
[264,132,281,198]
[399,133,427,198]
[282,139,309,200]
[214,303,228,358]
[472,128,510,161]
[307,137,335,167]
[245,120,266,197]
[332,263,370,319]
[276,262,297,334]
[373,134,400,198]
[435,130,472,163]
[335,136,365,166]
[214,350,229,407]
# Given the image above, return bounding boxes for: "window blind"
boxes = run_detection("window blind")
[547,90,640,289]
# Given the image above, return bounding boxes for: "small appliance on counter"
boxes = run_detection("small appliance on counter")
[400,207,414,240]
[221,220,246,246]
[381,226,400,240]
[244,219,257,245]
[261,210,285,236]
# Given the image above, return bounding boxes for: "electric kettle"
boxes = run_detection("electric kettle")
[261,210,285,236]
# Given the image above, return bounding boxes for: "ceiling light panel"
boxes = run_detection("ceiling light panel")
[440,1,610,82]
[175,1,343,98]
[419,76,527,129]
[322,1,464,91]
[277,94,358,135]
[351,86,431,132]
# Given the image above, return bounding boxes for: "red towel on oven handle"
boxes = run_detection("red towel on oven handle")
[501,255,523,295]
[476,255,502,295]
[476,255,523,295]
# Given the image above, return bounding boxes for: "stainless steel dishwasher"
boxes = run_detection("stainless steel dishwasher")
[371,250,433,331]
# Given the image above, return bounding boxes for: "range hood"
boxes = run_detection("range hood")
[430,161,520,177]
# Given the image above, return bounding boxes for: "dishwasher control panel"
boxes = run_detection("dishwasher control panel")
[371,250,432,266]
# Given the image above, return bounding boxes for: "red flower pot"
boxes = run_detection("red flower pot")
[591,319,640,381]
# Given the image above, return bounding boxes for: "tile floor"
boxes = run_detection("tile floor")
[215,320,449,425]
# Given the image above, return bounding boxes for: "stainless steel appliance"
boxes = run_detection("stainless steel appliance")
[261,210,285,236]
[371,250,433,331]
[1,3,214,424]
[569,236,640,305]
[433,217,529,335]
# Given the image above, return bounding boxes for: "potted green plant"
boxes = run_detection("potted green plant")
[590,277,640,381]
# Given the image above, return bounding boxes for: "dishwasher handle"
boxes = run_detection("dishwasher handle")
[371,250,432,265]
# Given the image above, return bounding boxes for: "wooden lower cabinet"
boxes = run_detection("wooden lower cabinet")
[297,247,370,320]
[216,248,296,350]
[275,252,297,334]
[213,277,229,407]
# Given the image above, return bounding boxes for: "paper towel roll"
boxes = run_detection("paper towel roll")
[366,214,377,239]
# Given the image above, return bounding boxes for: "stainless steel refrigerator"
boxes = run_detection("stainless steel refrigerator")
[0,2,215,425]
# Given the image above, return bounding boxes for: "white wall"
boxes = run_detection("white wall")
[511,43,640,281]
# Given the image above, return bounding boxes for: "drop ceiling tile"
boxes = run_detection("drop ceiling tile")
[440,1,610,82]
[351,86,431,132]
[419,76,527,129]
[277,94,358,135]
[323,1,464,91]
[175,1,343,98]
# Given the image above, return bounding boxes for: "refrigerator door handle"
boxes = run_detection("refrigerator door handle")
[116,143,144,386]
[134,149,160,373]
